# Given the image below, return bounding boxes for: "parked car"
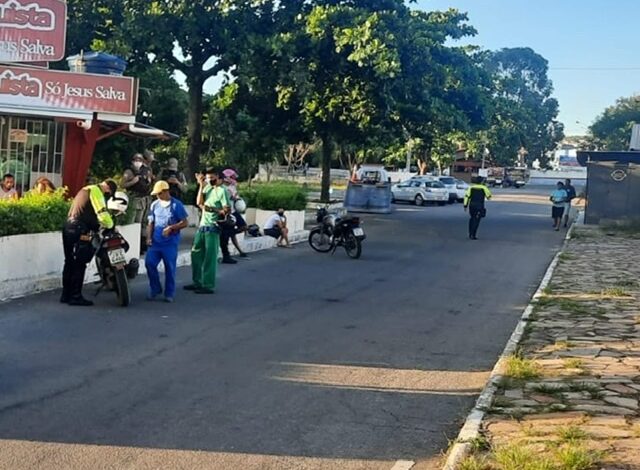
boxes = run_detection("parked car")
[434,176,461,203]
[453,179,469,202]
[391,179,449,206]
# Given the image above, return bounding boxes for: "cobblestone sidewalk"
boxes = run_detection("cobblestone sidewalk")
[460,224,640,469]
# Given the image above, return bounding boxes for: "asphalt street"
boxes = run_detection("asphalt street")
[0,187,566,470]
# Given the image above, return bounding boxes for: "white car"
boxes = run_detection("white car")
[435,176,463,203]
[454,179,469,202]
[392,179,449,206]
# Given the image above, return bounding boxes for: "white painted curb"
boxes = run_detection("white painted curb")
[442,213,582,469]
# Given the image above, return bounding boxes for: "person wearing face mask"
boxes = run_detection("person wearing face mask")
[184,168,231,294]
[123,153,154,249]
[145,181,189,303]
[61,180,117,306]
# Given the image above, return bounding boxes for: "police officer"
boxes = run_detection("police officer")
[61,180,117,306]
[123,153,154,248]
[464,176,492,240]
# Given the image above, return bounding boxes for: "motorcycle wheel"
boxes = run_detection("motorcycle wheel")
[344,232,362,259]
[308,227,333,253]
[114,269,130,307]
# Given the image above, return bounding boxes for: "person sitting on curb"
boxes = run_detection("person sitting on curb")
[264,208,291,248]
[145,181,189,303]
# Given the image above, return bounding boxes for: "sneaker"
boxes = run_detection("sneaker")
[164,297,174,303]
[195,288,215,295]
[60,295,69,304]
[239,253,248,258]
[68,297,94,307]
[183,284,199,291]
[222,257,238,264]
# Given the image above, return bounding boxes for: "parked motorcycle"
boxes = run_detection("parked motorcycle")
[92,192,139,307]
[93,229,139,307]
[308,207,366,259]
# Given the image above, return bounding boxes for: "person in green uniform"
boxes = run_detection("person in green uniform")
[184,168,230,294]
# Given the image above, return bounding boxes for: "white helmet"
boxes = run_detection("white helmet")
[234,198,247,214]
[108,191,129,214]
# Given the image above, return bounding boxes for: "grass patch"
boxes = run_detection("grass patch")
[571,230,595,240]
[557,425,590,443]
[558,252,575,262]
[554,444,603,470]
[468,435,492,453]
[535,296,595,317]
[504,355,541,381]
[563,358,585,370]
[530,383,567,396]
[599,287,631,298]
[459,455,492,470]
[552,340,575,351]
[493,443,555,470]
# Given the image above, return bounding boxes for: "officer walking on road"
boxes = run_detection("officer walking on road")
[61,180,117,306]
[464,176,492,240]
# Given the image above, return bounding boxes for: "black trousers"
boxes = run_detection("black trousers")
[468,206,484,238]
[220,227,232,258]
[62,222,93,300]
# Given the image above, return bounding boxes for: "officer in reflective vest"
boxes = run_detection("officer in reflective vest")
[61,180,117,306]
[464,176,492,240]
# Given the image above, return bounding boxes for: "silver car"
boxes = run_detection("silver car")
[392,179,449,206]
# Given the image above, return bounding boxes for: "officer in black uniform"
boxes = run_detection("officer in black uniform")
[463,176,492,240]
[61,180,117,306]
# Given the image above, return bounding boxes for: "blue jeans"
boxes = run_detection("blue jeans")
[145,241,179,298]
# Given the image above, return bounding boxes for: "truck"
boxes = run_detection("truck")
[503,167,530,188]
[485,167,505,187]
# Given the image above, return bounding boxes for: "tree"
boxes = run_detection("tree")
[483,48,564,167]
[268,2,488,201]
[589,95,640,150]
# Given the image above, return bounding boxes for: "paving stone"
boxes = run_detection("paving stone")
[606,383,639,395]
[504,389,524,399]
[573,404,636,415]
[529,393,558,404]
[603,396,639,410]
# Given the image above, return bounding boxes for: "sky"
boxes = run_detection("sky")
[416,0,640,136]
[196,1,640,137]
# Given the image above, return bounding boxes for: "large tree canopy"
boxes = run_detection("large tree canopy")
[483,47,564,167]
[589,95,640,151]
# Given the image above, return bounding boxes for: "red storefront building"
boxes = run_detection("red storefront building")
[0,0,156,195]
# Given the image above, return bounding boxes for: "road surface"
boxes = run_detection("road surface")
[0,187,566,469]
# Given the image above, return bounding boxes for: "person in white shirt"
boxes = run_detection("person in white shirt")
[264,208,291,248]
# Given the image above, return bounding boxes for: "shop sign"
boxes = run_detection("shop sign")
[9,128,27,143]
[0,0,67,62]
[0,65,138,116]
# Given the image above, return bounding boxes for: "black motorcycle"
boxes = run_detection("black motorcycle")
[308,207,366,259]
[93,229,139,307]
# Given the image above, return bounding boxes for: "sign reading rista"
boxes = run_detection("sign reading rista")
[0,0,67,63]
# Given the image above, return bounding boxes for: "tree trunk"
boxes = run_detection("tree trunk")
[320,134,332,202]
[185,74,205,181]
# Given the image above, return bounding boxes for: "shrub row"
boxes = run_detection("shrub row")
[240,182,307,211]
[0,190,70,237]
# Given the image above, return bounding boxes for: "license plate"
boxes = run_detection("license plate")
[353,227,364,237]
[108,248,126,265]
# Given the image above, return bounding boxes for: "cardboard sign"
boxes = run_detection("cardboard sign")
[9,128,27,142]
[0,65,138,116]
[0,0,67,62]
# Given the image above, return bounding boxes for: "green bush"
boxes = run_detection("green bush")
[0,190,70,237]
[239,182,307,211]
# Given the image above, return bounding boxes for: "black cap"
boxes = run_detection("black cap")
[104,179,117,195]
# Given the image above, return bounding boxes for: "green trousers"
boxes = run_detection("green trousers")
[191,230,220,290]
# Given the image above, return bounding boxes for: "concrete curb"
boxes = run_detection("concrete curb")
[442,214,581,469]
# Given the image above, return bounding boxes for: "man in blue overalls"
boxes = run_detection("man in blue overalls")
[145,181,189,302]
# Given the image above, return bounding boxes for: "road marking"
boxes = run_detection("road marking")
[391,460,415,470]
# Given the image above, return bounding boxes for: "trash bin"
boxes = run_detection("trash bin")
[67,52,127,76]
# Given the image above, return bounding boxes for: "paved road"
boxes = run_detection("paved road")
[0,187,565,470]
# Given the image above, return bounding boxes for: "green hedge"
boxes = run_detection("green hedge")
[0,190,70,237]
[240,182,307,211]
